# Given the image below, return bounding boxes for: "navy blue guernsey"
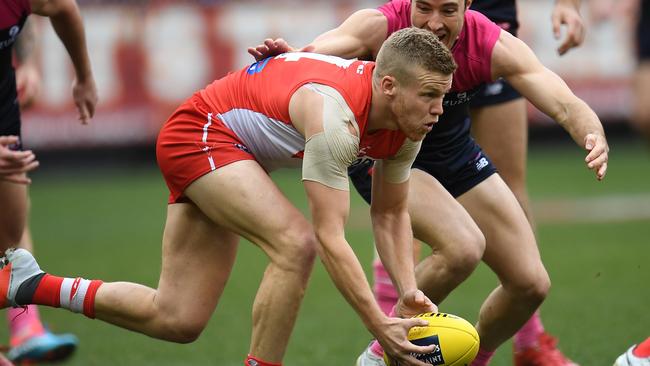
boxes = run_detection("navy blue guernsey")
[470,0,518,34]
[1,0,30,134]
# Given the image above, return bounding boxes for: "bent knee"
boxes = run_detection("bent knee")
[159,317,208,344]
[505,267,551,305]
[447,227,485,267]
[272,227,318,274]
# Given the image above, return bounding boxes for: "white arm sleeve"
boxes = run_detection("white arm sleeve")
[374,138,421,184]
[302,84,360,191]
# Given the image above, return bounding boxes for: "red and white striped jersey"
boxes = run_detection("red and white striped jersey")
[198,53,407,171]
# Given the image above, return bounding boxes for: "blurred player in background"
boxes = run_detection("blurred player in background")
[249,0,602,365]
[0,0,97,363]
[0,28,457,366]
[629,0,650,142]
[615,337,650,366]
[468,1,585,365]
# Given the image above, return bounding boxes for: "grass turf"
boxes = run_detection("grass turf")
[0,141,647,365]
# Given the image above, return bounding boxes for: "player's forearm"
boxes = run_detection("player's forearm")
[49,0,93,82]
[14,19,37,65]
[557,98,606,145]
[371,210,418,297]
[316,232,388,332]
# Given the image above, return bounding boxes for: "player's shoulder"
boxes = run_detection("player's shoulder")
[455,10,502,57]
[377,0,411,36]
[464,10,503,35]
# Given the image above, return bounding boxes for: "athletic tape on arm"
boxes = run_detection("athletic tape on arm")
[375,138,421,184]
[302,83,360,191]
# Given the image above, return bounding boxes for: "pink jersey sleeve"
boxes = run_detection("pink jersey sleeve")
[450,10,501,91]
[377,0,411,38]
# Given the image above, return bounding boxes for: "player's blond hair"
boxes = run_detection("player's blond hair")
[374,27,456,85]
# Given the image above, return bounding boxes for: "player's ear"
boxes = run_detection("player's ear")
[380,75,398,97]
[464,0,472,9]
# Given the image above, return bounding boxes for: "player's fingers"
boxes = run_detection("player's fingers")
[0,150,33,166]
[597,162,608,180]
[0,135,19,146]
[571,19,586,45]
[1,160,39,176]
[587,153,608,171]
[399,347,436,366]
[585,140,607,163]
[87,99,96,119]
[405,317,430,330]
[551,14,562,39]
[77,102,90,125]
[247,48,264,60]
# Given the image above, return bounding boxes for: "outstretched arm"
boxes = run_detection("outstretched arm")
[248,9,387,61]
[493,31,608,180]
[30,0,97,124]
[292,86,434,366]
[14,19,41,109]
[552,0,585,55]
[304,181,433,366]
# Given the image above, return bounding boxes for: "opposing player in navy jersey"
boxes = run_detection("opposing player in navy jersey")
[249,1,602,365]
[468,1,584,365]
[1,0,97,363]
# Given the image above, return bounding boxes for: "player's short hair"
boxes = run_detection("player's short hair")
[374,27,457,86]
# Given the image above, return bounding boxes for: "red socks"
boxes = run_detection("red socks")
[244,355,281,366]
[29,274,103,318]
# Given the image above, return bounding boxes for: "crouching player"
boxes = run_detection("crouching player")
[0,28,457,366]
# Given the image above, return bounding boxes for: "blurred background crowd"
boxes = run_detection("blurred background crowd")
[18,0,650,151]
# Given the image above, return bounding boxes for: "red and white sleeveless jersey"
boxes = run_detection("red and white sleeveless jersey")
[198,53,407,171]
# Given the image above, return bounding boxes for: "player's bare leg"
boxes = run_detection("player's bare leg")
[183,161,316,361]
[458,174,549,353]
[1,160,316,364]
[408,169,485,303]
[0,180,28,250]
[472,100,578,365]
[470,99,531,224]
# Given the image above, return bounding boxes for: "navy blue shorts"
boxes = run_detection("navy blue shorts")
[468,78,521,108]
[0,68,22,151]
[349,141,497,204]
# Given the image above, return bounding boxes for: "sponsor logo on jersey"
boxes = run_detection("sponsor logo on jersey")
[443,89,479,107]
[0,26,21,50]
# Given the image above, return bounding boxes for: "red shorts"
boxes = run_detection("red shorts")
[156,93,256,203]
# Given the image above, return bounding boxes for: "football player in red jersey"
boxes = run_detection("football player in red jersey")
[0,28,457,366]
[249,1,601,366]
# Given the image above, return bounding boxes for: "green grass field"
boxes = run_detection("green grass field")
[0,141,648,365]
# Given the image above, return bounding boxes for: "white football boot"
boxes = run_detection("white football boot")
[614,344,650,366]
[356,344,386,366]
[0,248,44,308]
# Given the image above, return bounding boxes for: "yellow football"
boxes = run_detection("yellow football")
[385,312,480,366]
